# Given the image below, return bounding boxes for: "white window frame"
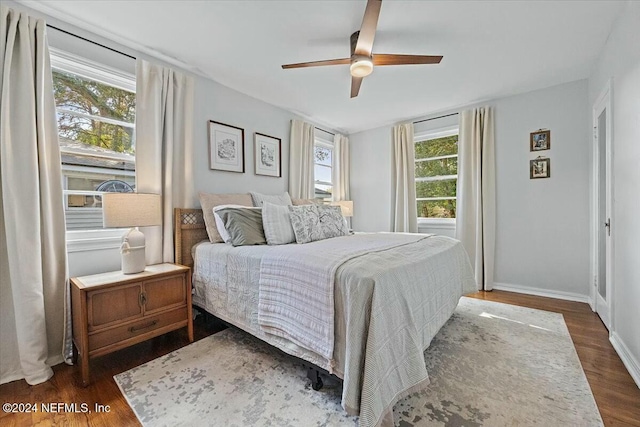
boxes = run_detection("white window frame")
[414,125,459,230]
[50,48,136,251]
[314,135,334,201]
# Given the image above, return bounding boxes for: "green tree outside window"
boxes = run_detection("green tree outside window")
[415,134,458,218]
[53,70,136,154]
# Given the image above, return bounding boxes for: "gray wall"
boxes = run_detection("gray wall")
[350,126,394,232]
[492,80,589,297]
[588,0,640,386]
[192,77,293,203]
[350,79,591,299]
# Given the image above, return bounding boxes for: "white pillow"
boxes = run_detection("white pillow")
[213,204,252,243]
[250,191,292,207]
[262,202,296,245]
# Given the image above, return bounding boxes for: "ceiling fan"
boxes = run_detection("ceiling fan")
[281,0,443,98]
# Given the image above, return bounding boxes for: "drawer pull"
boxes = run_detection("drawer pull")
[139,292,147,307]
[129,320,158,333]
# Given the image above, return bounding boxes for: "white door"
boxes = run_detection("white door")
[593,84,612,330]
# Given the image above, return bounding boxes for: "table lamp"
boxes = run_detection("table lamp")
[331,200,354,217]
[102,193,161,274]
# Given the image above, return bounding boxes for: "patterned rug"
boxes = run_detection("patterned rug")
[114,297,603,426]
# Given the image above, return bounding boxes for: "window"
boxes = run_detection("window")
[414,128,459,219]
[51,49,136,231]
[314,138,333,200]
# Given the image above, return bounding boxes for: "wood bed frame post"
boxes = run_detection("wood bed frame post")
[174,208,208,269]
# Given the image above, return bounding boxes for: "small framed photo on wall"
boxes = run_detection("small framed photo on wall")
[530,129,550,151]
[254,133,282,177]
[530,158,550,179]
[208,120,245,173]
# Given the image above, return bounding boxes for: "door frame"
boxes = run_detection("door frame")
[590,79,614,331]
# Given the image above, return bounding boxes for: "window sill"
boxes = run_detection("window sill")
[417,218,456,234]
[418,218,456,228]
[66,229,126,253]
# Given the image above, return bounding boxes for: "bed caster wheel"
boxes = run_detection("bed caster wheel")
[307,367,324,391]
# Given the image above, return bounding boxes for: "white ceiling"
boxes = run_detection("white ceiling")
[23,0,623,134]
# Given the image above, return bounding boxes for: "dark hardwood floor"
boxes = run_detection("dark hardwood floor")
[1,291,639,426]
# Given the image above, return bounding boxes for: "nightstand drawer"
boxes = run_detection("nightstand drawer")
[88,306,188,351]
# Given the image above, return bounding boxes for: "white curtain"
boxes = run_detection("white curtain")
[332,133,350,201]
[392,123,418,232]
[456,107,496,290]
[136,59,195,264]
[0,6,68,385]
[289,119,315,199]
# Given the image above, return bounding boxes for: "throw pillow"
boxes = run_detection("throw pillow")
[213,204,258,243]
[262,202,295,245]
[199,192,253,243]
[250,191,293,207]
[216,207,266,246]
[288,204,349,244]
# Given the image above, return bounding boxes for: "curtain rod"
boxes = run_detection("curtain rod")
[413,112,459,125]
[315,127,335,136]
[46,24,136,60]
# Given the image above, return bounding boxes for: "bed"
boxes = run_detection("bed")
[175,208,476,427]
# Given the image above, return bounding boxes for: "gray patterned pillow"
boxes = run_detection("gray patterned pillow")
[288,204,349,244]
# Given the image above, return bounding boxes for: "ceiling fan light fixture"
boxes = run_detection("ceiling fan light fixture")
[350,57,373,77]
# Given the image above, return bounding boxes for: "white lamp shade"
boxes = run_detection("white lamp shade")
[331,200,354,217]
[103,193,162,228]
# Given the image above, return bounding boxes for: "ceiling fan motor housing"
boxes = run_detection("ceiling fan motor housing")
[350,55,374,77]
[350,31,373,77]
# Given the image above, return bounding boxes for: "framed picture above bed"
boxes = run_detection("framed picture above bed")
[254,133,282,177]
[208,120,245,173]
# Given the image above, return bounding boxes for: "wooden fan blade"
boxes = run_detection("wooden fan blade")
[354,0,382,56]
[372,54,443,66]
[351,76,363,98]
[282,58,350,69]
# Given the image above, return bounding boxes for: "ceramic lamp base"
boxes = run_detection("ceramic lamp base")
[121,228,146,274]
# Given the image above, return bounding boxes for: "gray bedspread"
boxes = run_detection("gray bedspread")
[258,233,430,368]
[192,233,476,427]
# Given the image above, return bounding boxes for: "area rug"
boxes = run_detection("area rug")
[114,297,603,426]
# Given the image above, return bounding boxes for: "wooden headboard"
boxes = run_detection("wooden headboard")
[174,208,207,269]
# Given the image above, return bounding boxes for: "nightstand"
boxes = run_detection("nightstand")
[70,263,193,386]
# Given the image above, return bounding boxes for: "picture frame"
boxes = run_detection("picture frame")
[254,132,282,177]
[208,120,245,173]
[530,129,551,151]
[530,158,551,179]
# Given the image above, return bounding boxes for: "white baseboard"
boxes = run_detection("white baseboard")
[492,282,592,305]
[610,332,640,389]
